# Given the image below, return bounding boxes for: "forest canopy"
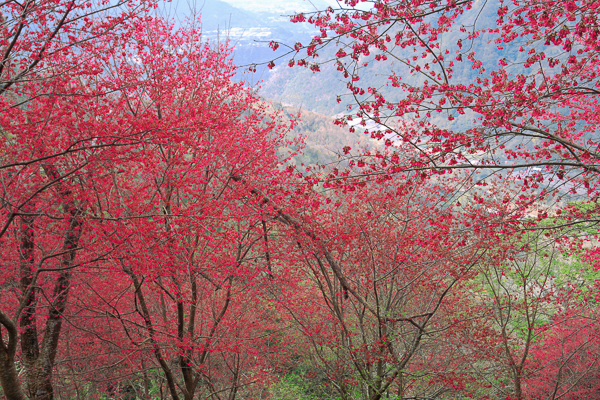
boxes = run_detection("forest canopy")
[1,1,600,400]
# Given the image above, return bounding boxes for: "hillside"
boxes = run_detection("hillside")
[271,103,381,166]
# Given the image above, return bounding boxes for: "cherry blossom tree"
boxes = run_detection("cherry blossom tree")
[233,169,504,399]
[526,310,600,400]
[267,0,600,226]
[0,0,157,106]
[0,10,298,400]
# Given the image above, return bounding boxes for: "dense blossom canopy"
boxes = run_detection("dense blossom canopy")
[1,1,600,400]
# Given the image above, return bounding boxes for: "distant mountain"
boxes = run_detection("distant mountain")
[196,0,318,44]
[199,0,265,32]
[183,1,540,173]
[189,0,318,80]
[220,0,337,14]
[191,0,504,120]
[185,1,378,163]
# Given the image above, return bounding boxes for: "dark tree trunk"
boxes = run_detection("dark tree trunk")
[0,310,28,400]
[19,165,84,400]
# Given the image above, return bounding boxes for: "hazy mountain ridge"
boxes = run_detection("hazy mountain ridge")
[189,0,380,164]
[220,0,336,14]
[199,0,319,46]
[194,0,505,165]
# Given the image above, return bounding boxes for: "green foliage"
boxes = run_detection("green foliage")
[270,370,339,400]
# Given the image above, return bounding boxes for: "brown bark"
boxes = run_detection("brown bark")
[19,212,40,398]
[125,268,181,400]
[0,310,27,400]
[26,203,82,400]
[177,298,196,400]
[18,165,84,400]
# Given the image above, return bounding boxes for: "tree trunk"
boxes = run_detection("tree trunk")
[0,311,28,400]
[18,212,41,398]
[27,203,82,400]
[19,165,84,400]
